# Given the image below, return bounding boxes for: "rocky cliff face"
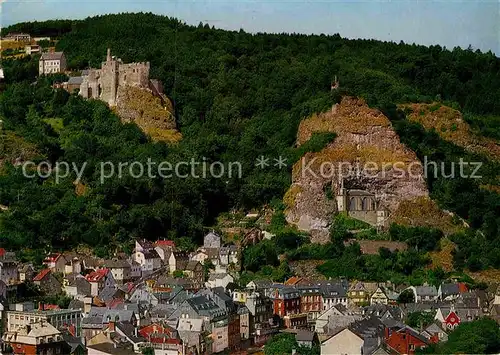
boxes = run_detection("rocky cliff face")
[115,86,181,143]
[285,97,429,243]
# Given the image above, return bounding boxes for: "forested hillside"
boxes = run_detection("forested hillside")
[0,13,499,275]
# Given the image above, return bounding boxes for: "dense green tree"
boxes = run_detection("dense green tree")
[397,289,415,304]
[0,14,499,274]
[423,318,500,354]
[264,333,298,355]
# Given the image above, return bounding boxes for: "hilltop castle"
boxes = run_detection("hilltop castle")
[80,49,155,106]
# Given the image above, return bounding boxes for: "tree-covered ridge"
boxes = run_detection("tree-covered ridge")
[0,13,498,272]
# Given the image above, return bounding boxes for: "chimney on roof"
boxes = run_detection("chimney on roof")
[107,48,111,62]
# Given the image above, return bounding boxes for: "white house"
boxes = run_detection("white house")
[39,52,67,75]
[205,273,234,290]
[103,259,131,285]
[85,269,115,297]
[219,245,238,266]
[133,244,162,277]
[191,250,209,265]
[370,287,389,305]
[321,328,363,355]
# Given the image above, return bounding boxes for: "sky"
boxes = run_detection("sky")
[1,0,499,54]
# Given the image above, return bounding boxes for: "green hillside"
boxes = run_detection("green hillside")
[0,13,499,278]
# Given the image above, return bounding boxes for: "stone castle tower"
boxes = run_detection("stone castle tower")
[80,49,150,106]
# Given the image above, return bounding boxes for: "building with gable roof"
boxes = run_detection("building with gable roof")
[406,285,438,303]
[2,321,69,355]
[42,253,68,274]
[33,269,61,296]
[39,52,67,75]
[204,231,221,249]
[85,268,115,296]
[348,281,370,306]
[384,324,435,354]
[103,259,132,285]
[139,323,182,353]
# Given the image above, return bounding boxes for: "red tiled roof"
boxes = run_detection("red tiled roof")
[43,253,61,263]
[39,304,60,311]
[155,240,175,247]
[458,282,468,293]
[0,248,5,257]
[85,268,108,282]
[107,299,124,309]
[33,269,51,281]
[284,277,302,285]
[139,324,180,344]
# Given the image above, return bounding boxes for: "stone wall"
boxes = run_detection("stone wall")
[80,49,150,107]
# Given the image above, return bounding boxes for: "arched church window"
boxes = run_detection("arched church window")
[349,197,357,211]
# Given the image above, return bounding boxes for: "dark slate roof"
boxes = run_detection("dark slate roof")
[186,295,226,319]
[99,286,121,303]
[137,239,154,250]
[143,249,160,259]
[219,245,238,255]
[296,329,315,342]
[440,283,460,297]
[104,259,131,269]
[349,316,385,340]
[116,321,145,343]
[251,279,272,288]
[363,304,403,321]
[415,285,438,297]
[103,309,134,323]
[68,299,84,311]
[237,305,249,315]
[82,317,104,328]
[150,304,177,318]
[40,52,65,60]
[62,333,85,353]
[320,284,347,298]
[185,260,201,271]
[67,76,83,85]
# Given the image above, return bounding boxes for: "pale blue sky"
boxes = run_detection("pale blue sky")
[2,0,499,54]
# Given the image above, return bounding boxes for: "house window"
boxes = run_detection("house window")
[409,344,415,350]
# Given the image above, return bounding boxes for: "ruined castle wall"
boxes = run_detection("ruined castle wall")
[100,60,119,106]
[79,51,152,107]
[118,62,150,88]
[80,69,102,100]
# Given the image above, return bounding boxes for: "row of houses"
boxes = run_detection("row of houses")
[0,277,490,355]
[2,233,500,354]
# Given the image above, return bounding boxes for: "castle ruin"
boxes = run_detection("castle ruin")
[80,49,152,106]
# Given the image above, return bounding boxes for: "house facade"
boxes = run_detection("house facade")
[370,287,389,305]
[321,328,363,355]
[33,269,61,296]
[39,52,67,75]
[384,327,434,354]
[43,253,67,274]
[348,282,369,306]
[204,231,221,249]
